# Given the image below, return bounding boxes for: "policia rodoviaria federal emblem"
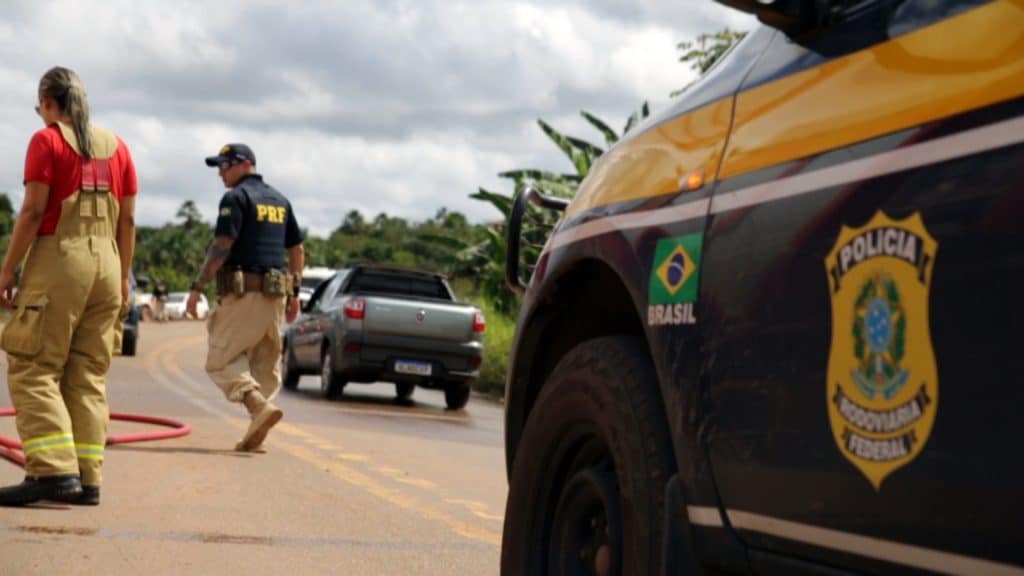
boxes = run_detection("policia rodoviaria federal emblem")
[825,211,938,490]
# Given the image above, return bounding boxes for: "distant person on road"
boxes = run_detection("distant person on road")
[187,143,304,452]
[152,279,169,322]
[0,66,137,506]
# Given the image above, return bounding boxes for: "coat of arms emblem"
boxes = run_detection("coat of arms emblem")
[825,211,938,489]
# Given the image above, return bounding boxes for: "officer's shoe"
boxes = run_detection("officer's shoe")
[55,485,100,506]
[0,475,82,506]
[236,403,283,452]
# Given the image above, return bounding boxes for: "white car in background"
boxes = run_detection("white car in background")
[164,291,209,320]
[298,267,335,308]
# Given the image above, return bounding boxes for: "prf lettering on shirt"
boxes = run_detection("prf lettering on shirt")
[257,204,287,223]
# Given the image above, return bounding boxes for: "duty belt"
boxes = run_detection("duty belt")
[215,270,287,297]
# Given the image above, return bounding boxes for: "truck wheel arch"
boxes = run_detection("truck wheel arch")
[505,258,651,473]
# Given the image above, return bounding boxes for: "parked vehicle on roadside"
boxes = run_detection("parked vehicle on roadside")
[118,270,140,356]
[281,264,485,409]
[501,1,1024,574]
[164,292,209,320]
[298,266,335,309]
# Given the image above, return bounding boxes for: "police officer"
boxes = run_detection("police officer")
[186,143,304,451]
[0,67,138,506]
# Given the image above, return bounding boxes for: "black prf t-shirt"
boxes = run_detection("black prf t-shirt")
[215,174,303,271]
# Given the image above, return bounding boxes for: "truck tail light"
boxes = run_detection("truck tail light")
[344,298,365,319]
[469,356,482,368]
[472,311,486,333]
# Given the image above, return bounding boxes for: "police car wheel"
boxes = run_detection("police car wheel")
[282,342,300,390]
[501,336,674,576]
[320,349,345,398]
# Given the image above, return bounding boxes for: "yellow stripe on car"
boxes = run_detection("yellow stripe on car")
[721,0,1024,179]
[566,98,733,217]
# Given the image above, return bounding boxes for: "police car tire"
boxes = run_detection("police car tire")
[282,343,300,390]
[501,335,674,576]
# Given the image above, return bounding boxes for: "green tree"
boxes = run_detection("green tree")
[339,210,366,235]
[134,200,214,291]
[175,200,204,230]
[0,192,14,255]
[463,105,650,312]
[672,28,748,96]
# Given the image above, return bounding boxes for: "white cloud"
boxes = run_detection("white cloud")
[0,0,754,236]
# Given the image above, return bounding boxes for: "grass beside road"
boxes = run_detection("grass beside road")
[476,299,516,398]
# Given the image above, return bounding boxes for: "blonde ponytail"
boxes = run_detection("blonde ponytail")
[38,66,93,159]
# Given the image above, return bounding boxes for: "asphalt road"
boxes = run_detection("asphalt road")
[0,320,507,575]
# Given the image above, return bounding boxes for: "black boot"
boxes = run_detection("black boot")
[55,485,100,506]
[0,475,82,506]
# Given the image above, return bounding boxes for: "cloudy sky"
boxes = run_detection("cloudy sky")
[0,1,753,236]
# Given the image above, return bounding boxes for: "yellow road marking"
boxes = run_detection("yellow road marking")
[370,466,439,489]
[327,405,469,423]
[446,499,506,522]
[146,328,503,546]
[394,476,438,490]
[336,453,370,462]
[273,423,501,546]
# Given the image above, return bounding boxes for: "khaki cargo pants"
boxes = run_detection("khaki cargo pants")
[3,190,121,486]
[205,292,286,404]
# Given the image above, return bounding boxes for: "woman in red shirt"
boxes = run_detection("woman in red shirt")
[0,67,137,506]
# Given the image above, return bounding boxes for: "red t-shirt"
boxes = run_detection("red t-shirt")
[23,124,138,236]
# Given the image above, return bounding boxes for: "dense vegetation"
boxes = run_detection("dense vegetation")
[0,28,745,397]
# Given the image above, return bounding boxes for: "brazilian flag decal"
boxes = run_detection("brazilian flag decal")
[649,234,703,305]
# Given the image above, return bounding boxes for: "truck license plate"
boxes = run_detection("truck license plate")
[395,360,432,376]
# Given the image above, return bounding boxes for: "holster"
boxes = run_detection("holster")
[216,269,291,297]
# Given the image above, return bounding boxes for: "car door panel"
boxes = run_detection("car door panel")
[295,273,338,366]
[699,2,1024,572]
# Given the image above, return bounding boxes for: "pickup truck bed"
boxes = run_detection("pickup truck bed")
[281,265,485,409]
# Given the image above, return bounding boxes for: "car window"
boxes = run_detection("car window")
[632,25,775,137]
[305,270,345,311]
[346,270,452,300]
[302,276,329,290]
[306,278,330,309]
[317,273,347,309]
[167,293,187,303]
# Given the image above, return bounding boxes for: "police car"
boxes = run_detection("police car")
[501,1,1023,574]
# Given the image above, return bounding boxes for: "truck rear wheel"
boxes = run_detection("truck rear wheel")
[444,381,471,410]
[396,382,415,400]
[501,336,674,576]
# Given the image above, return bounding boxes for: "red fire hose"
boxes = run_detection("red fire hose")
[0,407,190,468]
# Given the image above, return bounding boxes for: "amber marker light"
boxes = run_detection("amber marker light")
[684,170,704,191]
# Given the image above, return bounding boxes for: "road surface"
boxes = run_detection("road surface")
[0,320,507,575]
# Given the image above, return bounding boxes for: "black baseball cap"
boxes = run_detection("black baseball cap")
[205,143,256,167]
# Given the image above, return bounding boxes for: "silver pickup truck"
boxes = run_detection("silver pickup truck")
[280,265,485,409]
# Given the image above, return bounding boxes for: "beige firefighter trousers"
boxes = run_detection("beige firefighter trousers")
[205,291,286,404]
[3,189,122,486]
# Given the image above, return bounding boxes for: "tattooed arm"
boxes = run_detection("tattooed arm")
[186,235,235,318]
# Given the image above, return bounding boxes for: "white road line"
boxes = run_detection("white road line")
[687,506,1024,575]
